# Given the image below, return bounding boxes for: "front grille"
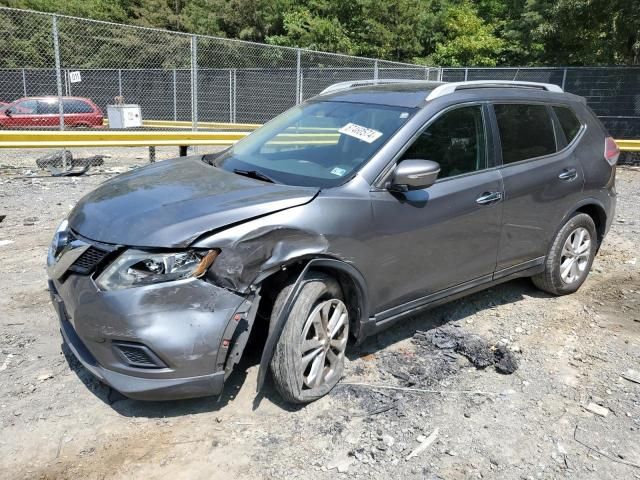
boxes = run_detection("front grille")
[68,246,109,275]
[113,342,165,369]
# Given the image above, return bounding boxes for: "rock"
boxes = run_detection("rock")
[0,240,13,247]
[382,435,395,447]
[585,402,609,417]
[23,217,37,225]
[327,452,356,473]
[493,345,518,374]
[406,428,439,461]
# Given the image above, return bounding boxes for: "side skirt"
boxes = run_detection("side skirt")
[367,257,545,335]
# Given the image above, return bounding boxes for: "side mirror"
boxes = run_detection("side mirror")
[389,159,440,192]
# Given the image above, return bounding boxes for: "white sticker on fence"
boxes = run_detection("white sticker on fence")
[338,123,383,143]
[69,71,82,83]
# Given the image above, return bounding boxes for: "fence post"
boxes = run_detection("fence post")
[374,60,379,80]
[118,69,123,97]
[299,66,304,103]
[229,69,233,123]
[21,68,27,96]
[190,35,198,132]
[233,68,237,123]
[51,15,64,132]
[561,67,568,90]
[464,68,469,81]
[295,49,301,104]
[172,69,177,121]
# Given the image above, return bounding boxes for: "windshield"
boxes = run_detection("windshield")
[209,101,415,187]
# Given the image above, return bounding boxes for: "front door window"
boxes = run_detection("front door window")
[400,106,487,179]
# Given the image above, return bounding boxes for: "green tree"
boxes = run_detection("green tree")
[428,1,505,66]
[267,6,354,54]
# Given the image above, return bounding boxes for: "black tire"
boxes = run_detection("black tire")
[532,213,598,295]
[270,273,348,404]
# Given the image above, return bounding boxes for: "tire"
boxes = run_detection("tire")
[532,213,598,295]
[270,273,349,404]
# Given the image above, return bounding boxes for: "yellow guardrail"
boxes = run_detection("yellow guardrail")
[102,119,261,130]
[0,129,637,151]
[615,140,640,152]
[0,130,248,148]
[0,130,341,148]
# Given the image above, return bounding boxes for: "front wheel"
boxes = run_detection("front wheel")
[532,213,598,295]
[270,273,349,403]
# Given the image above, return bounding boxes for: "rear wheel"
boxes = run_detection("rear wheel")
[532,213,597,295]
[270,273,348,403]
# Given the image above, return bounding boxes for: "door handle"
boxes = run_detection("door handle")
[476,191,502,205]
[558,168,578,181]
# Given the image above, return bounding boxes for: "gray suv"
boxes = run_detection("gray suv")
[47,80,618,403]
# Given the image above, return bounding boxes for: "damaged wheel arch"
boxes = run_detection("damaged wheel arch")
[253,257,370,393]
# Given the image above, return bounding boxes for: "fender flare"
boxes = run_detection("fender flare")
[550,197,608,249]
[256,257,369,392]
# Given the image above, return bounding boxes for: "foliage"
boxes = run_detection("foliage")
[426,1,505,67]
[0,0,638,66]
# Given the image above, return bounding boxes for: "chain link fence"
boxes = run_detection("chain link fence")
[0,7,436,130]
[442,67,640,140]
[0,7,638,141]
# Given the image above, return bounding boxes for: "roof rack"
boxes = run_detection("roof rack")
[426,80,563,101]
[319,79,433,95]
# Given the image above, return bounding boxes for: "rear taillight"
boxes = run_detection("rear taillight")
[604,137,620,166]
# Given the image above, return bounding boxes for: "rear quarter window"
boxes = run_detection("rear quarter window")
[553,106,582,143]
[494,104,556,164]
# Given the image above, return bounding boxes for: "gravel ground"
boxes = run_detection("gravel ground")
[0,149,639,480]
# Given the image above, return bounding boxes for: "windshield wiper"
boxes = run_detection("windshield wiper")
[232,168,276,184]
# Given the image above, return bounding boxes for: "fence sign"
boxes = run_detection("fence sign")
[69,71,81,83]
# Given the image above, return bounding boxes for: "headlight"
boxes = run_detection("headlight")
[47,219,69,267]
[96,249,219,291]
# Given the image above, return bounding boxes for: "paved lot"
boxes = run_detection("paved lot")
[1,149,639,479]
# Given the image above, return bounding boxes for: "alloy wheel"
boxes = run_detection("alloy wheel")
[560,227,591,284]
[300,298,348,390]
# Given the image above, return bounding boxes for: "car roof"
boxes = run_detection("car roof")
[13,96,92,102]
[314,80,583,108]
[316,82,444,108]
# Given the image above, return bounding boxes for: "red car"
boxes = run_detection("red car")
[0,96,103,128]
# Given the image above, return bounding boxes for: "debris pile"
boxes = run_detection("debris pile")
[414,325,518,374]
[36,150,105,176]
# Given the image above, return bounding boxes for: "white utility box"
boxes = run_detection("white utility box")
[107,104,142,128]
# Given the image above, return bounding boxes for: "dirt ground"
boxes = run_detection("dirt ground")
[1,148,639,480]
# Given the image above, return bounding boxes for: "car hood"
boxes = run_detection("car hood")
[68,156,319,248]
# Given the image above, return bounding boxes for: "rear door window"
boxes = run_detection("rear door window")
[494,104,556,164]
[63,99,94,114]
[553,106,582,143]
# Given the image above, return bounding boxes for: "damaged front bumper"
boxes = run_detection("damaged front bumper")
[48,274,254,401]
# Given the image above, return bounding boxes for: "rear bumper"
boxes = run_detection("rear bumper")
[48,275,250,401]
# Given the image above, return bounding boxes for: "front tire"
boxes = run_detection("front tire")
[532,213,597,295]
[270,273,348,404]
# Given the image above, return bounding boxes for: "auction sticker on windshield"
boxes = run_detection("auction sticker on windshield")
[338,123,383,143]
